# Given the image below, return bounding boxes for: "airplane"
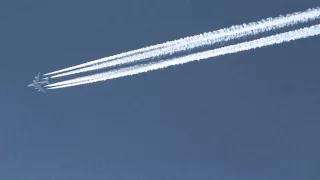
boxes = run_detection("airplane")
[27,72,50,92]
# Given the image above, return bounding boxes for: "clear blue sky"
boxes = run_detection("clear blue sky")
[1,0,320,179]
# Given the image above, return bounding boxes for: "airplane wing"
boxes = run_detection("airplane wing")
[35,72,40,82]
[36,85,46,92]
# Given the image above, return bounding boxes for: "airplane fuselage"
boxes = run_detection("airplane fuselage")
[29,80,48,86]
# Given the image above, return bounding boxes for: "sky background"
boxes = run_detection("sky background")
[1,0,320,179]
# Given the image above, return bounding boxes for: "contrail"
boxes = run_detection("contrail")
[47,7,320,78]
[46,24,320,89]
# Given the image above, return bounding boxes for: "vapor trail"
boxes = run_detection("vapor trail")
[46,24,320,89]
[47,7,320,78]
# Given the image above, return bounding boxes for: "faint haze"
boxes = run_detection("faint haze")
[0,0,319,180]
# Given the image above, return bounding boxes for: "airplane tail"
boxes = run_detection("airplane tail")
[42,77,50,84]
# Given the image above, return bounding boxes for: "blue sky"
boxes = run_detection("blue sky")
[0,0,320,179]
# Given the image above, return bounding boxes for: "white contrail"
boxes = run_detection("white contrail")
[46,7,320,78]
[46,24,320,89]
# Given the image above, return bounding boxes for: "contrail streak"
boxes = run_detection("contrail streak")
[46,24,320,89]
[47,7,320,78]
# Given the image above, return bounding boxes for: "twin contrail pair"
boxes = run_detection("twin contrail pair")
[44,7,320,89]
